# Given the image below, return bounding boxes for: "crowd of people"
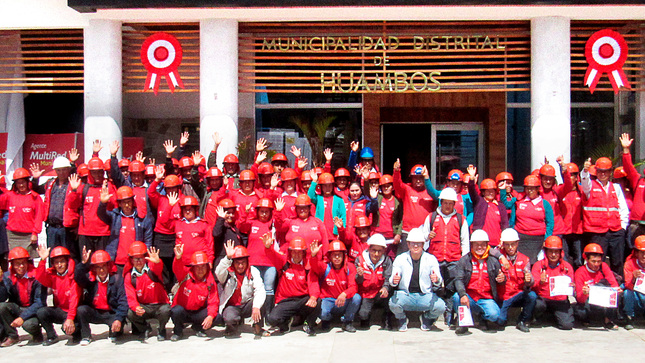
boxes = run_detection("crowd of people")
[1,131,644,347]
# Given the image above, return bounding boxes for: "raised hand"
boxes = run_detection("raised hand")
[180,131,190,147]
[155,165,165,181]
[68,174,81,191]
[540,270,548,284]
[92,139,103,154]
[37,245,50,261]
[323,148,333,162]
[68,148,79,163]
[216,205,227,219]
[81,246,92,265]
[192,151,203,166]
[146,247,160,264]
[356,265,364,276]
[29,163,43,179]
[555,155,565,168]
[270,174,280,189]
[167,191,179,206]
[353,164,361,176]
[393,158,401,171]
[135,151,145,163]
[255,151,267,164]
[213,132,222,148]
[290,145,301,158]
[163,140,177,157]
[261,233,274,249]
[361,166,370,180]
[297,156,308,169]
[369,184,379,199]
[333,216,344,229]
[274,198,285,212]
[310,240,322,257]
[309,169,318,183]
[620,133,633,152]
[224,240,236,259]
[583,158,592,172]
[350,141,359,152]
[466,164,477,178]
[110,140,120,157]
[100,181,113,203]
[256,138,267,152]
[174,244,184,260]
[422,165,429,179]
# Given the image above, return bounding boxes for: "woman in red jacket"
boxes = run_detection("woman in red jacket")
[280,195,329,257]
[0,168,44,258]
[163,193,214,267]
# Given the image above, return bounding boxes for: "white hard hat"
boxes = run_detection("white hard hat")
[470,229,490,242]
[439,188,458,202]
[367,233,387,248]
[500,228,520,242]
[53,156,71,169]
[407,228,426,243]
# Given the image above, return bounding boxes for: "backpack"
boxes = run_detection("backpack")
[429,211,464,239]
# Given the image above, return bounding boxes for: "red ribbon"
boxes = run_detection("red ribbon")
[140,32,184,95]
[584,29,631,94]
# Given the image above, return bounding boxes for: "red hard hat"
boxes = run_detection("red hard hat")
[171,158,179,167]
[163,175,181,188]
[129,160,145,173]
[566,163,579,174]
[379,174,394,186]
[328,240,346,253]
[495,172,513,183]
[447,169,463,181]
[103,160,111,171]
[589,165,597,176]
[410,165,424,176]
[294,194,312,206]
[613,167,627,179]
[354,215,371,228]
[539,164,556,177]
[8,247,30,261]
[239,170,256,181]
[128,241,148,257]
[180,196,199,207]
[190,251,210,266]
[206,167,223,178]
[368,172,381,180]
[289,237,307,251]
[256,198,275,209]
[50,246,71,259]
[12,168,30,180]
[334,168,351,178]
[313,167,324,176]
[318,173,334,184]
[595,157,612,170]
[219,198,236,209]
[258,162,274,175]
[179,157,194,169]
[77,163,89,177]
[0,175,6,186]
[544,236,563,250]
[271,153,288,163]
[524,175,541,187]
[118,159,130,168]
[281,168,298,181]
[145,164,155,176]
[480,178,496,190]
[87,157,104,171]
[116,186,134,201]
[90,250,112,265]
[635,236,645,251]
[300,171,313,181]
[583,243,603,257]
[223,154,239,164]
[231,245,250,259]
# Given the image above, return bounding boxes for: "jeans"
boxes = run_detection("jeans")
[254,265,277,295]
[170,305,209,336]
[389,291,446,321]
[498,290,537,325]
[320,294,362,323]
[623,289,645,318]
[451,293,500,323]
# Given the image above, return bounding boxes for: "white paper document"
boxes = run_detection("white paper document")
[549,275,574,297]
[385,239,395,245]
[458,305,474,327]
[588,286,619,308]
[634,276,645,295]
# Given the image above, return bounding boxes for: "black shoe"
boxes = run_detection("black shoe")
[381,316,392,331]
[321,321,331,332]
[342,323,357,333]
[224,325,240,338]
[625,316,635,330]
[482,321,497,333]
[195,331,207,338]
[30,333,44,345]
[359,320,370,330]
[170,334,180,342]
[42,337,58,346]
[516,321,530,333]
[304,322,316,336]
[455,327,469,335]
[139,329,150,342]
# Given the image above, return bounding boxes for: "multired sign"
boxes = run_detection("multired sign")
[23,134,84,176]
[584,29,631,94]
[141,32,184,95]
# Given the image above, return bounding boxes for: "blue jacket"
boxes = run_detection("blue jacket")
[98,202,154,262]
[1,267,47,320]
[74,262,128,322]
[308,182,346,235]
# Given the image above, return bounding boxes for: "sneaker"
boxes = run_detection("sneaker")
[320,321,331,332]
[398,318,408,332]
[455,326,469,335]
[516,321,530,333]
[170,334,180,342]
[625,317,635,330]
[79,338,91,346]
[420,316,435,331]
[604,321,618,331]
[109,336,117,343]
[156,333,166,342]
[42,337,58,346]
[342,323,357,333]
[195,331,207,338]
[303,322,316,337]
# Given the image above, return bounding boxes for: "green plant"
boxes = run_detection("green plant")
[289,113,336,166]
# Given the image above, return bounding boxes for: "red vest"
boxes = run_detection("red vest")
[514,199,546,236]
[428,214,462,262]
[582,180,622,234]
[356,254,386,299]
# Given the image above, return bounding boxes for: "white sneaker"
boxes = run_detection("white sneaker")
[398,318,409,332]
[79,338,91,346]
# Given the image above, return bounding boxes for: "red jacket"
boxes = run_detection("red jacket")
[338,226,369,264]
[574,263,619,303]
[498,251,531,301]
[239,212,284,267]
[624,252,645,290]
[172,258,219,317]
[266,247,319,303]
[35,258,81,319]
[558,187,583,235]
[582,180,622,234]
[393,169,433,232]
[309,256,357,299]
[159,203,214,266]
[531,258,574,301]
[132,185,148,219]
[0,190,44,234]
[228,189,260,223]
[514,198,548,236]
[123,260,169,309]
[622,152,645,221]
[280,215,330,258]
[355,252,390,299]
[148,180,182,234]
[68,182,117,236]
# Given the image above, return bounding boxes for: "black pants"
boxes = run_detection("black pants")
[563,234,583,269]
[37,306,80,340]
[518,233,545,264]
[534,298,574,330]
[153,233,176,292]
[46,226,79,260]
[0,302,41,338]
[76,305,121,339]
[127,303,171,336]
[573,301,618,324]
[357,295,391,323]
[170,305,209,336]
[584,230,625,276]
[396,232,410,255]
[78,235,110,257]
[267,296,319,329]
[222,301,254,327]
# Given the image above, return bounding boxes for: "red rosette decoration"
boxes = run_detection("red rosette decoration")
[584,29,631,94]
[140,32,184,95]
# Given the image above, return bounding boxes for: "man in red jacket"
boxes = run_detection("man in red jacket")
[623,236,645,329]
[355,234,393,330]
[620,133,645,249]
[34,246,81,345]
[170,245,219,341]
[573,243,621,329]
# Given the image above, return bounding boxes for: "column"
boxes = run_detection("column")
[530,17,571,173]
[84,19,122,161]
[200,19,239,166]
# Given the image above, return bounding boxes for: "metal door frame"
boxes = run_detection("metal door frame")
[430,123,485,187]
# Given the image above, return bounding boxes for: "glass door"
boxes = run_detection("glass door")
[430,123,484,188]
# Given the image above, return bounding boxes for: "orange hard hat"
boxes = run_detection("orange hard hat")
[206,167,223,179]
[271,153,288,163]
[223,154,239,164]
[116,186,134,201]
[300,171,313,181]
[294,194,312,207]
[77,163,89,177]
[118,159,130,168]
[595,157,612,170]
[50,246,71,259]
[163,175,181,188]
[480,178,496,190]
[129,160,145,173]
[613,167,627,179]
[539,164,556,177]
[566,163,579,174]
[87,157,104,171]
[410,165,424,176]
[90,250,112,265]
[256,198,275,209]
[288,237,307,251]
[219,198,236,209]
[281,168,298,181]
[128,241,148,257]
[231,245,250,259]
[495,172,513,183]
[8,247,30,261]
[523,175,541,187]
[328,240,347,253]
[379,174,394,186]
[583,243,603,257]
[190,251,210,266]
[334,168,351,178]
[12,168,30,180]
[589,165,597,176]
[258,162,274,175]
[0,175,5,186]
[367,172,380,181]
[145,164,155,176]
[447,169,463,181]
[179,196,199,207]
[239,170,256,181]
[544,236,563,250]
[178,157,194,169]
[354,215,371,228]
[318,173,334,184]
[171,158,179,167]
[313,167,324,176]
[635,235,645,251]
[104,160,112,171]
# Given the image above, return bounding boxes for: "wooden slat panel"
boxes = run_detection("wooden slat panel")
[122,23,200,93]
